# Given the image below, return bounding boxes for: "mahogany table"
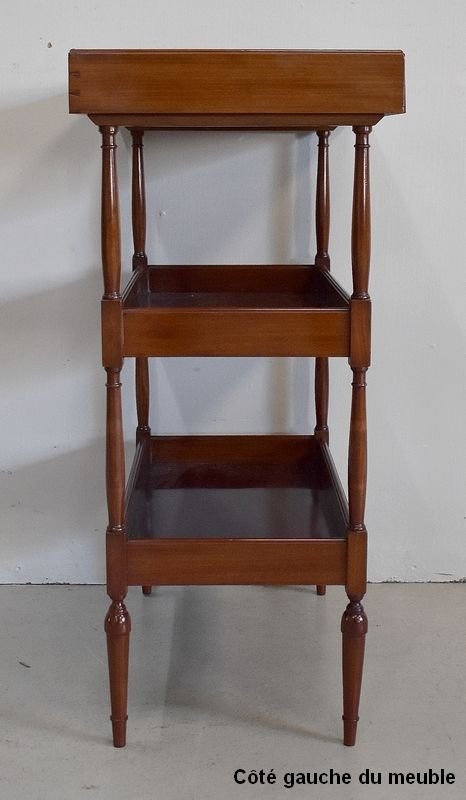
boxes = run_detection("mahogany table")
[68,49,405,747]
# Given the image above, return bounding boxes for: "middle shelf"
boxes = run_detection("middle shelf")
[121,265,350,357]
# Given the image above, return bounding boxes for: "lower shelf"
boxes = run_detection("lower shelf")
[125,435,349,586]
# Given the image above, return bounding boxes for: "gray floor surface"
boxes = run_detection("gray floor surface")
[0,584,464,799]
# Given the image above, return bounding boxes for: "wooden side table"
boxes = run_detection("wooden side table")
[68,49,405,747]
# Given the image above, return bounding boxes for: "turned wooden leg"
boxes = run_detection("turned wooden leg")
[313,131,331,598]
[131,129,153,599]
[314,359,328,600]
[340,125,372,746]
[104,364,129,747]
[105,600,131,747]
[341,600,368,745]
[100,125,130,747]
[341,366,368,745]
[342,366,369,746]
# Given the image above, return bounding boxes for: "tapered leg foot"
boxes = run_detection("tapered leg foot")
[111,718,127,748]
[316,585,326,596]
[105,600,131,747]
[341,600,367,746]
[142,585,152,596]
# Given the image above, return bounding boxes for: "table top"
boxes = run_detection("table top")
[69,49,405,129]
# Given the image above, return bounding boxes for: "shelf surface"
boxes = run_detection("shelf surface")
[125,265,348,309]
[122,266,350,357]
[126,435,348,541]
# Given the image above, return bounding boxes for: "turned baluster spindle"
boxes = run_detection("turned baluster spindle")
[131,130,151,443]
[348,367,367,533]
[348,126,371,533]
[131,129,152,597]
[135,358,150,440]
[314,129,330,271]
[351,126,371,300]
[341,125,372,747]
[101,126,121,300]
[314,130,330,446]
[101,126,125,534]
[314,355,329,448]
[101,125,131,748]
[313,131,331,596]
[101,125,125,533]
[131,129,148,270]
[105,367,125,533]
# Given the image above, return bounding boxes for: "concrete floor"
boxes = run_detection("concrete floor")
[0,584,464,799]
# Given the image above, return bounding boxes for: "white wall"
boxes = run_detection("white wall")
[1,1,465,583]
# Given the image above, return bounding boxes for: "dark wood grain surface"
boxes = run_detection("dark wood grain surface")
[122,265,350,357]
[70,50,405,118]
[125,435,347,541]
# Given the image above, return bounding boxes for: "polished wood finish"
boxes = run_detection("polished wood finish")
[341,600,367,746]
[150,432,314,462]
[144,264,348,297]
[131,129,152,597]
[125,435,347,584]
[314,130,331,595]
[351,127,371,300]
[314,130,330,271]
[350,298,371,368]
[314,358,329,442]
[101,125,130,748]
[100,299,123,368]
[314,130,331,444]
[100,126,124,373]
[100,127,121,301]
[123,265,350,357]
[126,435,348,539]
[135,358,150,438]
[127,538,346,586]
[69,50,405,117]
[104,382,130,749]
[105,369,125,535]
[104,601,131,747]
[130,130,151,445]
[131,130,148,270]
[89,112,382,130]
[70,50,405,748]
[348,368,368,535]
[124,307,349,357]
[346,529,368,599]
[341,124,372,746]
[131,129,152,596]
[349,127,371,369]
